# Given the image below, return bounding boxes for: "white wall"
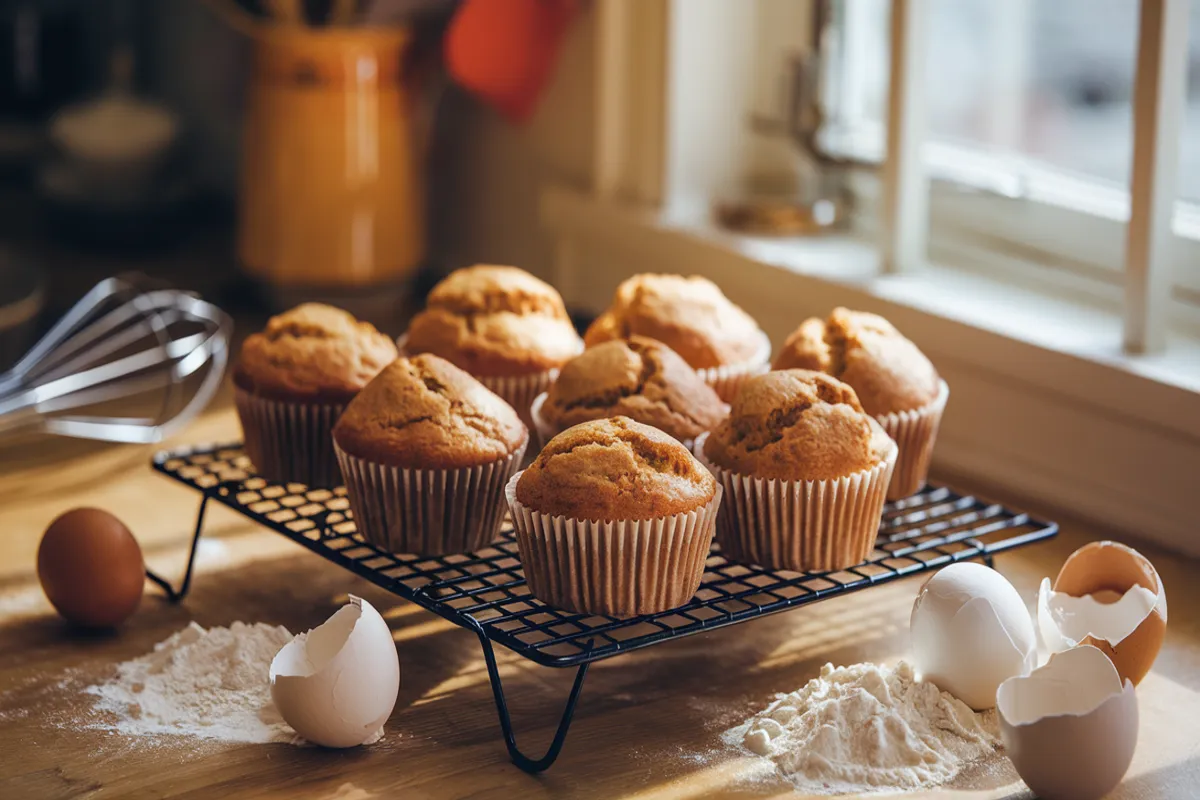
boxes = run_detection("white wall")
[434,7,598,282]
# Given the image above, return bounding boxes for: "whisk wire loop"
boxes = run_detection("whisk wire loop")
[0,277,232,444]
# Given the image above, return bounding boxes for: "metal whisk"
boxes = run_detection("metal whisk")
[0,276,232,443]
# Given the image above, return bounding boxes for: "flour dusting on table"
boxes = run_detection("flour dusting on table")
[86,621,295,743]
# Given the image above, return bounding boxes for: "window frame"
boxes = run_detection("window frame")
[845,151,1200,334]
[808,0,1200,329]
[863,0,1192,352]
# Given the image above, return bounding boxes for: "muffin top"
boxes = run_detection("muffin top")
[583,274,765,369]
[333,354,527,469]
[234,303,398,404]
[772,308,940,416]
[404,265,583,377]
[516,417,717,521]
[703,370,895,482]
[541,337,728,442]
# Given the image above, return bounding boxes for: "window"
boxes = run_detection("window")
[821,0,1200,200]
[748,0,1200,347]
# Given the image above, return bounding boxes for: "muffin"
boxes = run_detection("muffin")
[333,354,528,556]
[698,369,897,573]
[401,265,583,425]
[507,417,722,617]
[773,308,948,498]
[234,303,397,487]
[531,336,728,448]
[583,274,771,401]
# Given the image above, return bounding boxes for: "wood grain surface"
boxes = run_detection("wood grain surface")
[1,394,1197,800]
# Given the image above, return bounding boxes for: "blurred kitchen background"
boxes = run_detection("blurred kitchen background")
[1,0,1199,369]
[0,0,591,365]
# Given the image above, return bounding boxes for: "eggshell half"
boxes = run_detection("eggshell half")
[997,645,1138,800]
[1048,541,1167,685]
[270,595,400,748]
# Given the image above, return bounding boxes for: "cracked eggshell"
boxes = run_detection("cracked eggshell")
[910,562,1037,710]
[1040,541,1167,685]
[270,595,400,748]
[998,644,1138,800]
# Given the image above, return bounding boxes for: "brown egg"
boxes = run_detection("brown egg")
[1052,540,1167,686]
[37,508,145,629]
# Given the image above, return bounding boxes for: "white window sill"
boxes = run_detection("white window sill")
[541,183,1200,557]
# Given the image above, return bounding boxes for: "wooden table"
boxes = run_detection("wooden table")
[1,396,1197,799]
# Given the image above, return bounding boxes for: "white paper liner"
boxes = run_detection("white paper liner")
[529,392,558,452]
[477,371,558,431]
[234,387,344,487]
[697,328,772,403]
[694,433,896,573]
[335,437,528,556]
[876,380,949,500]
[396,333,563,430]
[529,391,703,453]
[506,474,722,618]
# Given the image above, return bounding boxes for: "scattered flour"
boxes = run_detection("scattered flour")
[86,621,295,744]
[727,661,997,795]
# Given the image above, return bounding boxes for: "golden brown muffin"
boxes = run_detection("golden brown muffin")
[541,337,728,442]
[333,354,527,470]
[234,303,398,403]
[772,308,939,416]
[703,369,894,481]
[516,417,717,521]
[583,274,765,369]
[424,264,569,316]
[405,265,583,377]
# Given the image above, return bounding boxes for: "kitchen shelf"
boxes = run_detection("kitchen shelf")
[149,442,1058,773]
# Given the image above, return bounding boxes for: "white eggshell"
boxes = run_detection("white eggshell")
[997,644,1138,800]
[1038,577,1157,655]
[910,562,1036,710]
[270,595,400,748]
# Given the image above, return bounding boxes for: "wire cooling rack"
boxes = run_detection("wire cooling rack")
[150,442,1057,772]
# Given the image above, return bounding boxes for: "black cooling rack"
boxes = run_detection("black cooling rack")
[149,442,1057,772]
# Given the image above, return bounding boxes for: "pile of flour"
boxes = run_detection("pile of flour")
[86,621,295,743]
[729,661,997,794]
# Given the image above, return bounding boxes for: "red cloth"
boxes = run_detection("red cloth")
[445,0,578,123]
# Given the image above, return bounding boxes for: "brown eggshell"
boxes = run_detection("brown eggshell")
[1053,540,1167,686]
[37,508,145,629]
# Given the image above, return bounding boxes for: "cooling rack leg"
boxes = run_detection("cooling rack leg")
[145,493,209,603]
[471,624,591,774]
[963,536,996,569]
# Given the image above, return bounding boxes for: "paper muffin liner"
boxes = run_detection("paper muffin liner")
[506,474,722,618]
[694,433,896,573]
[335,437,527,556]
[697,329,772,403]
[477,370,558,431]
[530,391,706,454]
[234,387,344,487]
[876,380,949,500]
[529,392,558,452]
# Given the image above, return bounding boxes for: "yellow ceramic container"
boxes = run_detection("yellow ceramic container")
[238,26,424,288]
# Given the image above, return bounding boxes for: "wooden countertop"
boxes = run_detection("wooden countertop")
[1,397,1197,800]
